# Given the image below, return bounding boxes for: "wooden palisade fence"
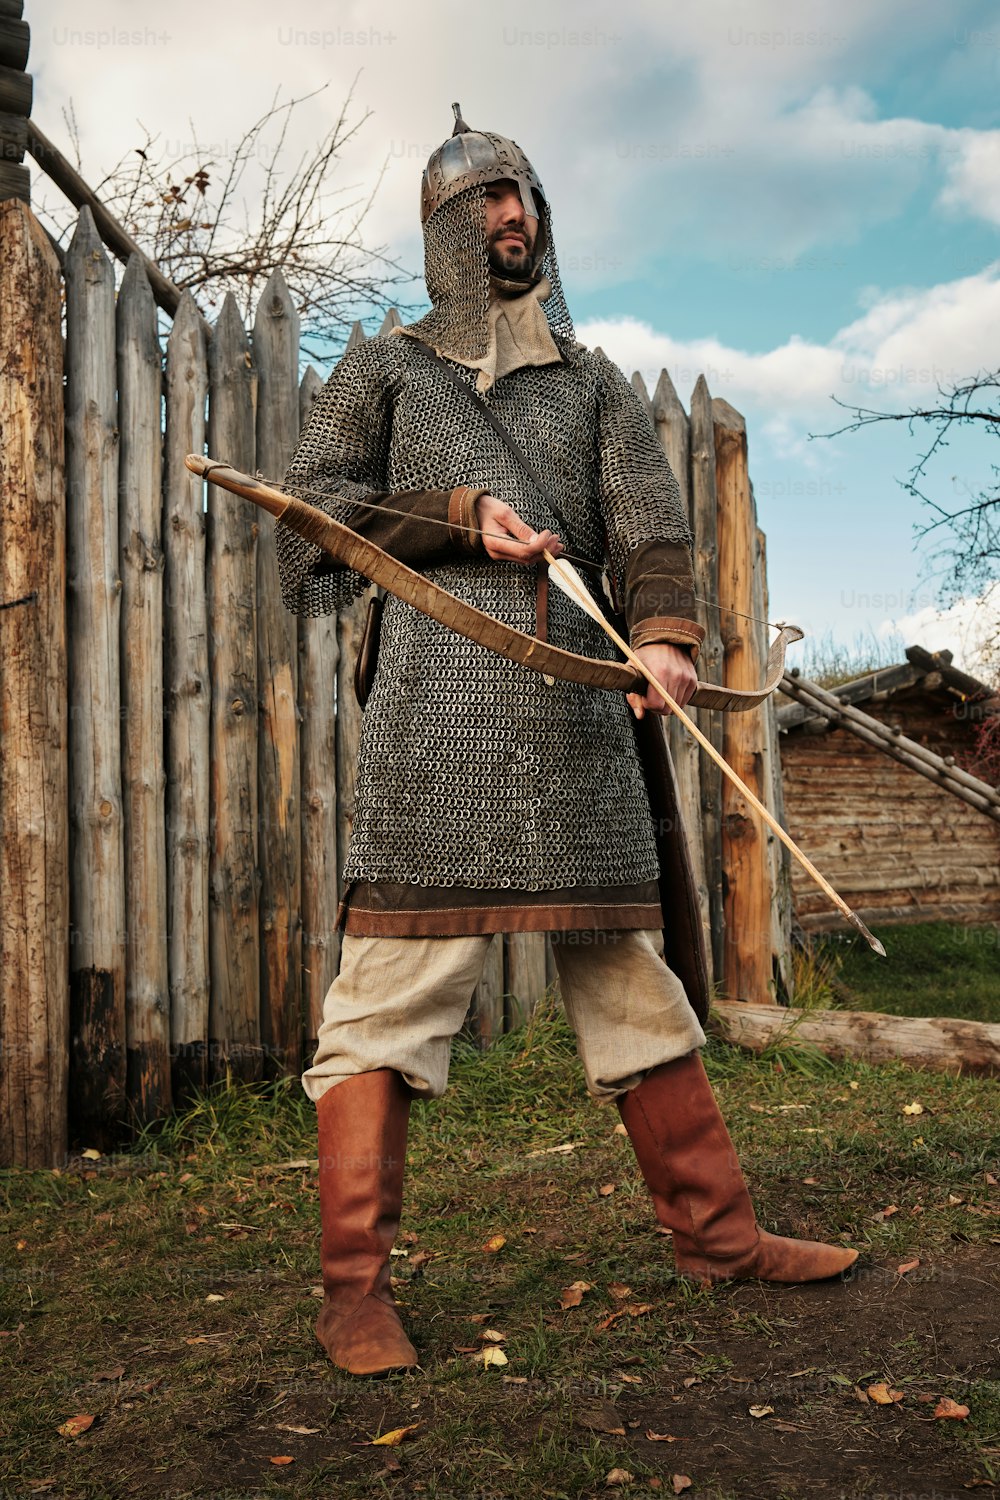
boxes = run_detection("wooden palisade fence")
[1,194,791,1167]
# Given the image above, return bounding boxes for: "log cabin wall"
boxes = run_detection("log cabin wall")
[780,684,1000,930]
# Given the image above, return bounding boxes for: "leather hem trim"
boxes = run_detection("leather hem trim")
[342,901,664,937]
[631,616,706,657]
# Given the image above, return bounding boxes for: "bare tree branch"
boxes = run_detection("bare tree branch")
[34,79,421,354]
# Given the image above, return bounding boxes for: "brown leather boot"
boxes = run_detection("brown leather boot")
[314,1068,419,1375]
[616,1050,859,1284]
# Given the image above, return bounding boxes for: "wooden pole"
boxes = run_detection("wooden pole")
[253,269,302,1080]
[689,376,725,980]
[333,326,371,972]
[163,291,211,1102]
[755,524,794,999]
[0,199,67,1167]
[711,999,1000,1077]
[297,366,341,1043]
[64,207,126,1149]
[207,293,261,1082]
[117,255,170,1125]
[714,398,772,1001]
[652,367,709,955]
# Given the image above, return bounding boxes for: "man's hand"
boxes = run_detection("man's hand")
[474,493,564,564]
[627,641,698,718]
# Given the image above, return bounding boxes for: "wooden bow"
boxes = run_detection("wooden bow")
[186,454,885,954]
[184,455,801,710]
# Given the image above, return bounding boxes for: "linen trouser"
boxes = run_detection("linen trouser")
[301,928,707,1105]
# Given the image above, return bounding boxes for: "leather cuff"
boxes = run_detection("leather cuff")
[448,485,489,552]
[630,615,706,664]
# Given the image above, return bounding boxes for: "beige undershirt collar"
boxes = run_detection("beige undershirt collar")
[394,274,564,393]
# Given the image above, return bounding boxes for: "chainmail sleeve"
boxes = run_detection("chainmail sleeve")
[592,350,693,608]
[275,339,395,616]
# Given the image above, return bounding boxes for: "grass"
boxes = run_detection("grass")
[817,921,1000,1022]
[1,995,998,1498]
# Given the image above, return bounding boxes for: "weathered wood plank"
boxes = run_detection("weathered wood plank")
[207,293,261,1081]
[117,255,170,1123]
[297,366,341,1041]
[504,933,548,1030]
[253,270,302,1080]
[164,290,210,1102]
[652,367,710,954]
[689,376,724,981]
[466,936,504,1049]
[64,207,126,1149]
[0,200,68,1168]
[714,398,771,1002]
[754,524,793,999]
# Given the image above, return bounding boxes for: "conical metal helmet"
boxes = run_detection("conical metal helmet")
[421,102,546,225]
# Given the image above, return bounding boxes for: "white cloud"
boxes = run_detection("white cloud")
[877,581,1000,681]
[30,0,1000,299]
[578,261,1000,425]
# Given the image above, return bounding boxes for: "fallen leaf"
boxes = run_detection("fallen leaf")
[902,1101,925,1116]
[749,1404,775,1418]
[646,1430,681,1442]
[276,1423,321,1435]
[577,1400,626,1436]
[81,1148,101,1160]
[559,1280,594,1309]
[205,1294,225,1303]
[802,1177,820,1185]
[371,1422,422,1446]
[57,1414,95,1438]
[268,1456,294,1466]
[477,1328,507,1343]
[849,1081,860,1089]
[881,1204,899,1218]
[618,1372,643,1384]
[934,1397,969,1420]
[613,1122,628,1135]
[526,1141,584,1157]
[605,1469,634,1487]
[409,1250,435,1270]
[915,1394,937,1404]
[598,1183,616,1197]
[481,1234,506,1254]
[948,1194,964,1206]
[853,1386,870,1403]
[92,1366,125,1382]
[480,1346,508,1368]
[897,1258,920,1276]
[608,1282,632,1301]
[672,1477,692,1496]
[986,1173,998,1187]
[867,1382,904,1405]
[402,1230,419,1244]
[682,1376,702,1389]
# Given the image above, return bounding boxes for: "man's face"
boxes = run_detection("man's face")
[484,178,539,278]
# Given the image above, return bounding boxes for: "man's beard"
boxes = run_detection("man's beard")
[487,228,536,280]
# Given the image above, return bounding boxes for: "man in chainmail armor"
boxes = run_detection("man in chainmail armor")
[276,106,858,1377]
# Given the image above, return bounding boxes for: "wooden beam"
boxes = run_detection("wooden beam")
[714,397,772,1001]
[711,998,1000,1077]
[0,199,68,1168]
[25,119,206,328]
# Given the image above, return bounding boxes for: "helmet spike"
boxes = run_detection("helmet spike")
[451,102,471,136]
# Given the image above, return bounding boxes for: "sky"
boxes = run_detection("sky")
[33,0,1000,676]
